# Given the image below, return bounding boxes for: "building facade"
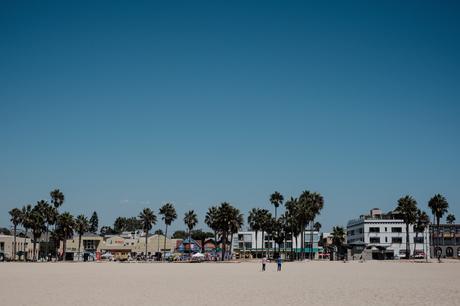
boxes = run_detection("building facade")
[431,223,460,258]
[347,208,430,260]
[0,234,38,260]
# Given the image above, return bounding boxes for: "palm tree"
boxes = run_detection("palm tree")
[331,226,346,260]
[248,208,262,258]
[50,189,65,209]
[9,208,22,261]
[205,206,219,252]
[159,203,177,260]
[56,212,75,261]
[314,222,322,232]
[42,203,58,260]
[259,209,273,258]
[413,209,429,257]
[228,207,244,256]
[446,214,456,224]
[428,194,449,255]
[138,208,157,261]
[395,195,418,259]
[285,197,300,260]
[184,210,198,257]
[269,191,284,220]
[20,204,33,261]
[75,215,89,261]
[30,207,46,261]
[214,203,243,261]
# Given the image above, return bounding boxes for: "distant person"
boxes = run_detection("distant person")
[277,256,282,271]
[262,256,267,271]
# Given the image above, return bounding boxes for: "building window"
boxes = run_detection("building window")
[385,227,387,232]
[446,247,454,257]
[392,237,402,244]
[358,228,364,234]
[369,227,380,233]
[0,242,4,251]
[370,237,380,243]
[413,237,424,244]
[391,227,402,233]
[385,237,388,243]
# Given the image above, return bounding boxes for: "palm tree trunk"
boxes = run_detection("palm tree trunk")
[310,220,314,260]
[145,231,148,262]
[45,225,49,261]
[254,230,258,259]
[301,224,305,260]
[78,234,82,262]
[32,236,37,261]
[24,229,28,261]
[221,233,226,261]
[163,224,168,262]
[406,223,410,259]
[413,231,418,257]
[261,231,265,258]
[13,225,17,261]
[63,239,67,261]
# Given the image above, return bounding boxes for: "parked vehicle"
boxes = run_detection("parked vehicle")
[0,251,5,262]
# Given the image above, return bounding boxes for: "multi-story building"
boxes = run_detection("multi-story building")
[347,208,430,260]
[231,230,321,259]
[0,233,38,260]
[431,223,460,258]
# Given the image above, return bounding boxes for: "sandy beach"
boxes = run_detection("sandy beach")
[1,260,459,306]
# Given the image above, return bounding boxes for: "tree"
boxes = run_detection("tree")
[172,230,187,239]
[20,204,33,261]
[30,206,46,261]
[159,203,177,260]
[285,197,301,260]
[75,215,89,261]
[269,191,284,220]
[50,189,65,209]
[446,214,456,225]
[213,203,243,261]
[331,226,346,260]
[313,222,322,232]
[428,194,449,255]
[413,209,429,257]
[258,209,272,258]
[56,212,75,261]
[89,212,99,233]
[300,191,324,260]
[248,208,262,258]
[395,195,418,259]
[205,206,219,251]
[100,226,115,236]
[184,210,198,256]
[138,208,157,261]
[9,208,22,261]
[34,200,57,260]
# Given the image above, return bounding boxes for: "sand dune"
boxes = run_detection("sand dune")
[1,260,458,306]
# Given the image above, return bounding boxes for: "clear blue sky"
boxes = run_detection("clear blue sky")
[1,1,459,233]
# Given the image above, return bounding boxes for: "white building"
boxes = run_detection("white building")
[347,208,430,260]
[231,230,321,259]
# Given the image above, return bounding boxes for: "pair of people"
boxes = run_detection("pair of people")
[262,256,282,271]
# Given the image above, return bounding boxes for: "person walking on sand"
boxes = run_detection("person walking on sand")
[277,256,282,271]
[262,256,267,271]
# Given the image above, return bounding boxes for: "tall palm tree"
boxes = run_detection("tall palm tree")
[9,208,22,261]
[305,192,324,260]
[42,204,58,260]
[56,212,75,261]
[50,189,65,209]
[395,195,418,259]
[413,209,429,257]
[159,203,177,260]
[30,206,46,261]
[259,209,273,258]
[205,206,219,252]
[214,203,243,261]
[228,207,244,256]
[248,208,262,258]
[297,191,318,260]
[138,208,157,261]
[184,210,198,257]
[20,204,33,261]
[285,197,300,260]
[331,226,346,260]
[428,194,449,255]
[75,215,89,261]
[269,191,284,220]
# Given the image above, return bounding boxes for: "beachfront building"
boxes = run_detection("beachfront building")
[347,208,430,260]
[431,223,460,259]
[60,233,103,261]
[231,230,321,259]
[132,234,176,257]
[0,233,38,260]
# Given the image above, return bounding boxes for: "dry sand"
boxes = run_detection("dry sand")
[1,260,459,306]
